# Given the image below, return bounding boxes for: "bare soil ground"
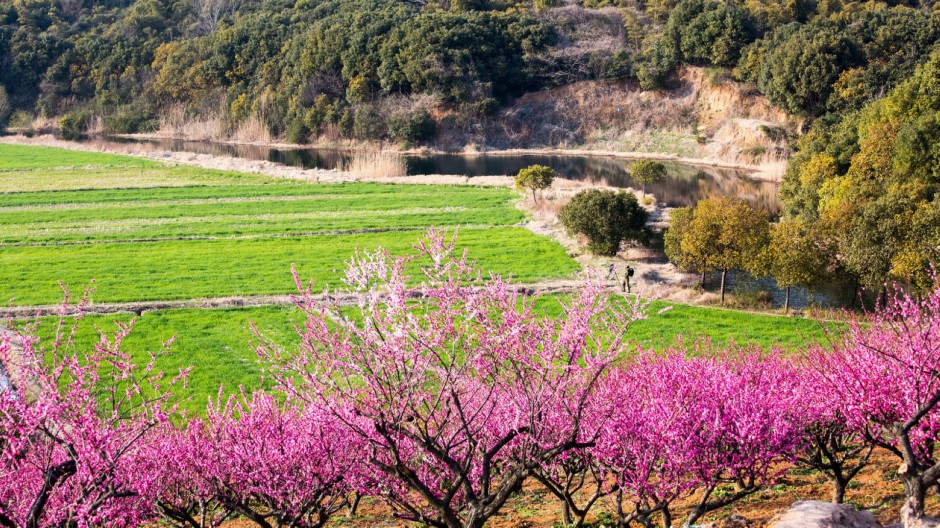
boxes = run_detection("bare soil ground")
[217,449,927,527]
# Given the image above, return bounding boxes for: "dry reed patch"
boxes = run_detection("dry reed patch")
[157,104,228,142]
[229,116,273,144]
[339,150,407,179]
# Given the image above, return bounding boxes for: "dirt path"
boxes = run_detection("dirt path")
[0,279,589,320]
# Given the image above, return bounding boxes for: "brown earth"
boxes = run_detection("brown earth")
[218,449,929,527]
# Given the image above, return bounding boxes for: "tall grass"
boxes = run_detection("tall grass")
[229,116,273,144]
[340,150,407,179]
[157,104,227,141]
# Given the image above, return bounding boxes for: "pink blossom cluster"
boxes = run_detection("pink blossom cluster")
[0,296,185,528]
[5,231,940,528]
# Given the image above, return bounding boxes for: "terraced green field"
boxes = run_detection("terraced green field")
[0,144,573,306]
[0,184,522,244]
[0,227,575,305]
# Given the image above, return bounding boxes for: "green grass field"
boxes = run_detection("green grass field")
[0,143,162,170]
[0,227,577,305]
[0,183,523,244]
[2,143,833,416]
[0,145,572,306]
[28,298,830,415]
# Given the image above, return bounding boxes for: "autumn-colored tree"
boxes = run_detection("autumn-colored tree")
[514,165,555,202]
[630,160,667,197]
[758,218,829,312]
[664,196,770,304]
[663,206,701,281]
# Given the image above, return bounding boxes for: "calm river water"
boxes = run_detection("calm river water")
[99,137,779,211]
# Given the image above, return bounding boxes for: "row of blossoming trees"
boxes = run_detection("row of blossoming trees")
[3,230,940,528]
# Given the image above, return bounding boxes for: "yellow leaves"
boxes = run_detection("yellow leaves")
[832,67,868,106]
[890,244,930,287]
[766,217,827,288]
[799,153,838,189]
[817,174,854,216]
[230,93,252,121]
[848,120,900,183]
[150,42,180,71]
[676,196,769,273]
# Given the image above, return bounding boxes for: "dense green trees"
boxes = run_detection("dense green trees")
[0,0,561,141]
[738,8,940,117]
[559,190,649,256]
[776,54,940,293]
[1,0,938,147]
[750,24,859,116]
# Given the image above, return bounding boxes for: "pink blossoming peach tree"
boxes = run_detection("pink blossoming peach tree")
[3,232,940,528]
[258,229,651,528]
[0,290,187,528]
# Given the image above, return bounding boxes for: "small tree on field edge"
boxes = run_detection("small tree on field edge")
[631,159,667,197]
[757,218,829,313]
[559,189,649,256]
[515,165,555,202]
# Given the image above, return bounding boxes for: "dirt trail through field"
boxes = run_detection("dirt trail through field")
[0,279,590,320]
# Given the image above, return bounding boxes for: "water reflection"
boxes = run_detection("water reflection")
[98,137,778,210]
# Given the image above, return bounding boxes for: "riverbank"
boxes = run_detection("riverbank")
[114,131,784,181]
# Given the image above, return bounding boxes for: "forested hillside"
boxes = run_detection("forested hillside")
[0,0,938,146]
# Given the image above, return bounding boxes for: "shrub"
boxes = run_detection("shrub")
[352,106,387,140]
[104,106,157,134]
[515,164,555,201]
[59,110,90,138]
[0,86,10,130]
[387,108,435,145]
[559,189,650,256]
[285,119,308,144]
